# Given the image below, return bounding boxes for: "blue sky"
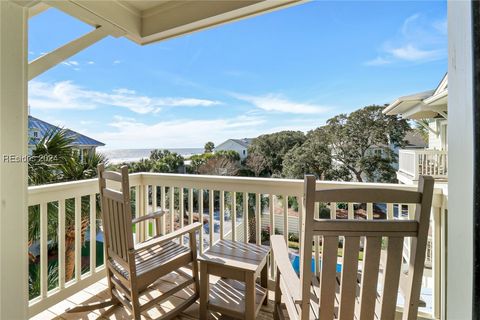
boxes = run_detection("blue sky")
[28,1,447,149]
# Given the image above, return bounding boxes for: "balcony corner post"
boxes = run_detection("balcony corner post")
[0,1,29,318]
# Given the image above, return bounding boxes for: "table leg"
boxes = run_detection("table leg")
[261,259,268,305]
[245,272,256,320]
[200,262,209,320]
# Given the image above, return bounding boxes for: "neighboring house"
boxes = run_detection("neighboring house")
[383,73,448,185]
[28,115,105,161]
[214,138,253,160]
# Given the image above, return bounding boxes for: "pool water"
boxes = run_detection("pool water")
[290,254,342,274]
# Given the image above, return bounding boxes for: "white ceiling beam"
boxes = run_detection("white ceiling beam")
[140,0,306,45]
[28,26,109,80]
[415,120,439,136]
[44,0,127,38]
[28,2,49,18]
[438,111,448,120]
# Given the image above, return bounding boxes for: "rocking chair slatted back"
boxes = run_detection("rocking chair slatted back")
[99,165,134,268]
[273,175,434,320]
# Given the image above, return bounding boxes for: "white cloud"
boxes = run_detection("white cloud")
[364,57,392,66]
[29,80,222,114]
[234,93,329,114]
[386,44,443,61]
[365,13,446,66]
[61,60,79,67]
[87,61,95,65]
[113,60,121,64]
[96,116,266,149]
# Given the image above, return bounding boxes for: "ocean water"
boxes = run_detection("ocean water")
[99,148,204,164]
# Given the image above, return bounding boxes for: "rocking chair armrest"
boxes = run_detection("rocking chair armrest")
[132,210,166,224]
[271,235,302,304]
[132,222,202,253]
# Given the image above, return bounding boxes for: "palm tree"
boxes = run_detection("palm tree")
[28,128,105,282]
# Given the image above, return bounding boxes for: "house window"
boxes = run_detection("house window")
[33,131,38,138]
[243,150,246,155]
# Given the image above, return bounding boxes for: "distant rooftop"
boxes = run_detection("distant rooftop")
[28,116,105,147]
[230,138,254,148]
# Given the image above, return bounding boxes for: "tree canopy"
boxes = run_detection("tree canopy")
[248,131,306,176]
[282,128,339,180]
[324,105,410,182]
[204,141,215,153]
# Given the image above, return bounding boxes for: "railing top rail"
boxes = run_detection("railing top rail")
[399,149,448,155]
[27,172,445,207]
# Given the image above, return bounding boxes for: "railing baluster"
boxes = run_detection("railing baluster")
[169,187,175,233]
[199,189,204,253]
[180,187,184,245]
[220,190,225,240]
[209,189,214,247]
[89,194,96,274]
[256,193,261,245]
[161,186,166,235]
[40,202,48,298]
[188,188,194,225]
[244,192,249,243]
[367,203,373,220]
[58,199,66,289]
[134,186,140,244]
[314,202,320,276]
[75,196,81,282]
[330,202,337,219]
[152,185,158,235]
[348,203,354,219]
[144,185,149,239]
[270,194,275,277]
[283,195,288,243]
[232,192,237,241]
[387,203,394,220]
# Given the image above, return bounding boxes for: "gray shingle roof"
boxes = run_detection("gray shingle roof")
[29,116,105,147]
[230,138,253,148]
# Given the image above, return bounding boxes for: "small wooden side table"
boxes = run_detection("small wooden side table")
[198,240,271,320]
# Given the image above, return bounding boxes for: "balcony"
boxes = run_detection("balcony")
[26,173,447,319]
[398,149,448,184]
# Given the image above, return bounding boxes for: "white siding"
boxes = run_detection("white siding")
[428,119,447,150]
[215,140,248,160]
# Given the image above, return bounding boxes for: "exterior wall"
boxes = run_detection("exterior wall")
[215,140,248,160]
[428,119,448,150]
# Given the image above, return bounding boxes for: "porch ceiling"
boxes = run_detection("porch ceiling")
[32,0,305,45]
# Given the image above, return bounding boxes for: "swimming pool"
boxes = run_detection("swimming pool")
[290,254,342,274]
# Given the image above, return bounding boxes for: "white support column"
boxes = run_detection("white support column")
[447,1,474,319]
[0,1,28,319]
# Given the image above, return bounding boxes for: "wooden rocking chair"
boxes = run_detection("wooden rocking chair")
[272,175,434,320]
[68,164,201,319]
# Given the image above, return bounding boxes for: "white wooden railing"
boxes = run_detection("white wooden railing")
[27,173,447,319]
[399,149,448,181]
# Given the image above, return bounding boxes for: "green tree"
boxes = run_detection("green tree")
[149,149,184,173]
[282,128,336,180]
[188,153,214,174]
[28,129,104,283]
[324,105,410,182]
[204,141,215,153]
[248,131,306,176]
[214,150,240,161]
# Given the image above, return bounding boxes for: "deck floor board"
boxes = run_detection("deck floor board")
[33,269,276,320]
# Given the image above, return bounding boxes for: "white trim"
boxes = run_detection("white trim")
[447,1,474,318]
[0,2,29,318]
[28,26,109,80]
